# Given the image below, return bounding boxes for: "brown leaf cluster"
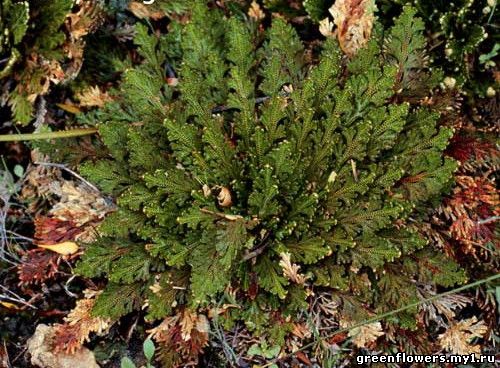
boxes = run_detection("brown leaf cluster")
[438,175,499,255]
[147,309,209,367]
[52,290,112,354]
[11,0,103,111]
[17,249,60,286]
[18,163,112,285]
[345,321,384,348]
[128,1,166,20]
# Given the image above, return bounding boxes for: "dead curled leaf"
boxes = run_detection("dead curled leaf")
[322,0,376,57]
[34,216,81,245]
[340,316,384,348]
[14,0,103,105]
[37,179,112,243]
[147,309,209,365]
[66,0,103,41]
[50,181,110,226]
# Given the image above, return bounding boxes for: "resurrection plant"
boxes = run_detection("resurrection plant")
[69,3,469,363]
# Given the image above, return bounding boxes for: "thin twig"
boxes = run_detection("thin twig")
[0,128,97,142]
[34,161,101,193]
[477,216,499,225]
[199,208,244,221]
[2,340,12,368]
[241,231,271,261]
[0,285,38,310]
[5,230,34,242]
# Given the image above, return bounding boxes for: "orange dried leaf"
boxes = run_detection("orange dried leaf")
[34,216,81,244]
[128,1,165,20]
[53,291,111,354]
[0,301,21,310]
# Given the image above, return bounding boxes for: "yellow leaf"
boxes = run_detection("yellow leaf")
[0,301,21,310]
[56,103,82,114]
[38,241,79,255]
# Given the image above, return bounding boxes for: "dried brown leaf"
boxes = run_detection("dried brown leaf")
[53,291,112,354]
[128,1,165,20]
[328,0,376,57]
[17,249,60,285]
[248,1,265,21]
[75,86,113,107]
[279,252,307,284]
[438,317,488,355]
[345,321,384,348]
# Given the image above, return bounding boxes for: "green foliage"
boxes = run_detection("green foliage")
[303,0,330,21]
[0,0,29,79]
[0,0,74,124]
[379,0,499,97]
[303,0,498,97]
[75,2,463,346]
[120,338,156,368]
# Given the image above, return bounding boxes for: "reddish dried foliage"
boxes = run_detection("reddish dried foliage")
[34,216,83,245]
[17,249,60,285]
[446,135,498,163]
[51,324,83,354]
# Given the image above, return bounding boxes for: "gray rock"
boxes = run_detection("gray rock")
[27,324,99,368]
